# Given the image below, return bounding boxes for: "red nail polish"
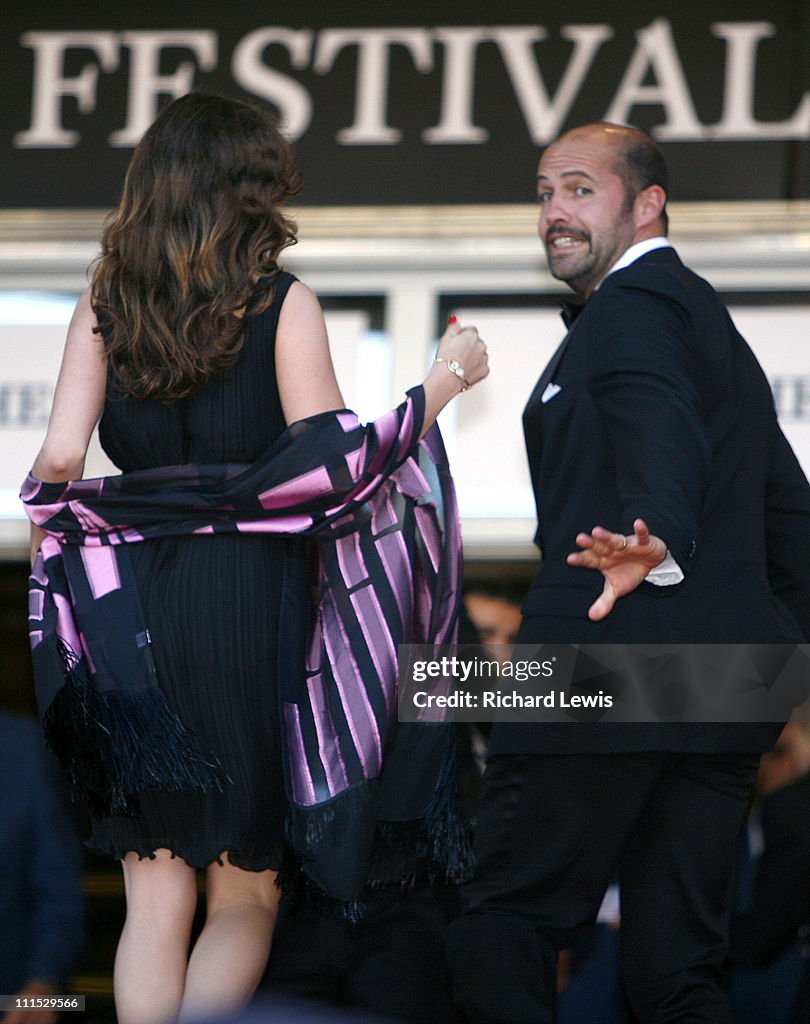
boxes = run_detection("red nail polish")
[448,314,458,325]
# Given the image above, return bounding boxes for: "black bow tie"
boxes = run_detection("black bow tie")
[560,299,585,328]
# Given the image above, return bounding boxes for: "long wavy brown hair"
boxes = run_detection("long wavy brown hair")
[92,93,302,401]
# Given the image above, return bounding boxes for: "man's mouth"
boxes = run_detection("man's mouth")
[547,232,587,249]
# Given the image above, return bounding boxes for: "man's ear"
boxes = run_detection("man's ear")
[635,185,667,230]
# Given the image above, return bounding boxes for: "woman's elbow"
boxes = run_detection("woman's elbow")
[31,445,86,483]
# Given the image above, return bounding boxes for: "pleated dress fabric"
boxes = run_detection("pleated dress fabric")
[88,272,302,871]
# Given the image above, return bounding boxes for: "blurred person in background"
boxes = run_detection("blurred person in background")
[0,711,84,1024]
[461,578,526,774]
[462,579,524,662]
[728,722,810,1024]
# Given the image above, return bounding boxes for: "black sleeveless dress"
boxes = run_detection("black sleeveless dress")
[88,272,302,871]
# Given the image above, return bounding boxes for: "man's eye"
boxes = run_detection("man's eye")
[575,186,591,196]
[538,192,552,204]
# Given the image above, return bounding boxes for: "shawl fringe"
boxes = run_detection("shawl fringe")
[44,639,227,816]
[370,741,474,888]
[278,741,473,918]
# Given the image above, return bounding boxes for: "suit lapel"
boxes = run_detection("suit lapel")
[528,312,583,408]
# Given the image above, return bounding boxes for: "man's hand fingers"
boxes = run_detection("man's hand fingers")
[588,581,616,621]
[567,549,600,568]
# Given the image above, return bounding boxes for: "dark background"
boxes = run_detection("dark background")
[2,0,809,208]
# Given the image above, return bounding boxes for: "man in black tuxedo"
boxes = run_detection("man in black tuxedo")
[445,123,810,1023]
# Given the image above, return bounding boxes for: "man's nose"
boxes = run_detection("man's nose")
[540,208,571,237]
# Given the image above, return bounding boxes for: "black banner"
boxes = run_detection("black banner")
[2,0,809,208]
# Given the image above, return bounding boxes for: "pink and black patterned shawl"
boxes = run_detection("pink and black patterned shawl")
[21,387,471,903]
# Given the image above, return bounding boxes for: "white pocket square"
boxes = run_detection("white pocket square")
[541,383,562,404]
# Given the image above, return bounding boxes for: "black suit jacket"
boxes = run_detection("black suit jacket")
[492,247,810,755]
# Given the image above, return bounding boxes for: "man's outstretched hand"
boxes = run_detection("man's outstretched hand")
[567,518,667,621]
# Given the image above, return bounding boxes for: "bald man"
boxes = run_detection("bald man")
[446,124,810,1024]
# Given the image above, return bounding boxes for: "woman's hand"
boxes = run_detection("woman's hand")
[566,518,667,621]
[434,316,489,391]
[420,317,489,436]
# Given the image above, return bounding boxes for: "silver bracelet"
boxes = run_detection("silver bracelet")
[435,356,472,391]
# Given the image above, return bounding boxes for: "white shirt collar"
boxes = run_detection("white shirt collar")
[604,236,671,281]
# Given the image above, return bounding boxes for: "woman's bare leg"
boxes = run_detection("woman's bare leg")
[177,853,279,1022]
[115,850,198,1024]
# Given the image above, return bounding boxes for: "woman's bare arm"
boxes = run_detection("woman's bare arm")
[29,289,107,562]
[275,281,487,433]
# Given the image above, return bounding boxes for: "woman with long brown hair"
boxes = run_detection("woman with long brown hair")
[26,93,487,1024]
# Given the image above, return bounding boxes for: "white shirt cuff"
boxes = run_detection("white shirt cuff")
[646,549,684,586]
